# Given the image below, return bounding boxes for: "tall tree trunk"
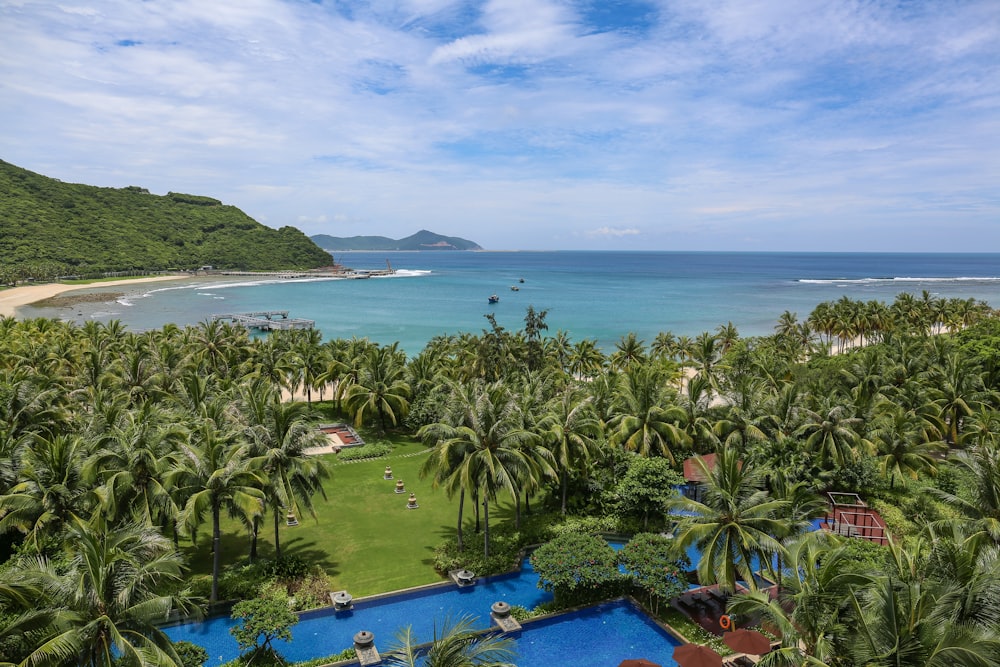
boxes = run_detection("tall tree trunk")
[473,489,481,533]
[524,489,531,515]
[514,491,521,530]
[274,509,282,559]
[249,517,259,563]
[561,471,568,514]
[211,502,221,605]
[456,489,465,551]
[483,492,491,558]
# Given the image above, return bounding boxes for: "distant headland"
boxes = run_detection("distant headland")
[310,229,482,251]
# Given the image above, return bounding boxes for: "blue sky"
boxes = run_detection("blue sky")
[1,0,998,251]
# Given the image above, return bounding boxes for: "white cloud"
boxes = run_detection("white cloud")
[585,227,642,238]
[1,0,998,250]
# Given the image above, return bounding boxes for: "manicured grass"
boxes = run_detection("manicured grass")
[184,436,515,597]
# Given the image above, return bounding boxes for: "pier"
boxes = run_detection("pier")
[213,311,315,331]
[211,268,394,279]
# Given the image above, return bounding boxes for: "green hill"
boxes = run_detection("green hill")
[311,229,482,251]
[0,160,333,279]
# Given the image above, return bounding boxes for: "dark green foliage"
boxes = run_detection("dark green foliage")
[620,533,690,613]
[173,641,209,667]
[230,595,298,662]
[530,532,624,606]
[336,442,393,460]
[0,159,332,275]
[311,229,482,251]
[612,455,685,529]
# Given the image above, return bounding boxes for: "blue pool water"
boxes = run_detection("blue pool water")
[165,559,554,664]
[167,528,815,664]
[516,599,680,667]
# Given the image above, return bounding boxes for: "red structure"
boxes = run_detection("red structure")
[820,492,888,545]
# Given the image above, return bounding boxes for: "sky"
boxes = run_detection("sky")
[2,0,999,252]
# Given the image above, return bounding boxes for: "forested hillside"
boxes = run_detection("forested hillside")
[312,229,482,251]
[0,160,332,279]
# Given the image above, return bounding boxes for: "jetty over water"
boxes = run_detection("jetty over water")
[213,311,315,331]
[212,268,394,279]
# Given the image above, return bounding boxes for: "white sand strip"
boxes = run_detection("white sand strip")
[0,275,187,318]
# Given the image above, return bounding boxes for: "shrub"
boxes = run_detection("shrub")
[173,641,209,667]
[337,442,392,461]
[619,533,689,613]
[530,533,624,607]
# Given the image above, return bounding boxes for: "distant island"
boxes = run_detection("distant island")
[311,229,482,251]
[0,159,331,281]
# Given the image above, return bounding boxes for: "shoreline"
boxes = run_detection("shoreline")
[0,275,188,318]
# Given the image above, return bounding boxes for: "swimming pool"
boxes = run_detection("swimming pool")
[164,558,555,664]
[516,599,681,667]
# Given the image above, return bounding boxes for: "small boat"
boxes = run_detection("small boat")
[519,277,525,283]
[488,295,500,304]
[510,285,519,291]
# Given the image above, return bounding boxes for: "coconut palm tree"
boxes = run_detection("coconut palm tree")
[0,433,96,552]
[932,444,1000,544]
[930,353,991,445]
[343,344,411,433]
[168,404,264,604]
[538,387,603,514]
[867,401,944,487]
[568,338,605,380]
[1,517,195,667]
[795,403,871,470]
[418,382,531,558]
[608,365,690,464]
[728,533,866,666]
[609,332,646,372]
[82,403,183,530]
[238,382,330,559]
[383,614,516,667]
[848,536,1000,667]
[668,450,787,592]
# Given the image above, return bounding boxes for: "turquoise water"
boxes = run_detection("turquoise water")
[19,251,1000,355]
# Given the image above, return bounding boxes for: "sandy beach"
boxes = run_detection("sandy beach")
[0,275,187,318]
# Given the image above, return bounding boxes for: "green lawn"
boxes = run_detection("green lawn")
[184,437,514,597]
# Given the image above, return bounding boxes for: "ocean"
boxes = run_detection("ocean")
[18,252,1000,356]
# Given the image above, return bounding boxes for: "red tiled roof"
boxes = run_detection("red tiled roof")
[683,453,718,482]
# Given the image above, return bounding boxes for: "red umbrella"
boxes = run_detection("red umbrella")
[617,660,661,667]
[673,643,723,667]
[723,629,772,655]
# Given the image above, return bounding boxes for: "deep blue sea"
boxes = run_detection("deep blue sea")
[19,252,1000,356]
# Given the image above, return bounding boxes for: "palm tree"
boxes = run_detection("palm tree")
[0,433,95,552]
[795,403,871,470]
[608,365,690,464]
[239,382,330,559]
[930,353,991,445]
[383,614,516,667]
[609,332,646,371]
[82,403,183,530]
[538,388,603,514]
[677,374,719,454]
[848,536,1000,667]
[168,406,264,604]
[343,344,411,433]
[867,401,944,487]
[668,450,787,592]
[418,382,531,557]
[2,517,195,667]
[932,444,1000,544]
[568,338,605,380]
[728,533,867,666]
